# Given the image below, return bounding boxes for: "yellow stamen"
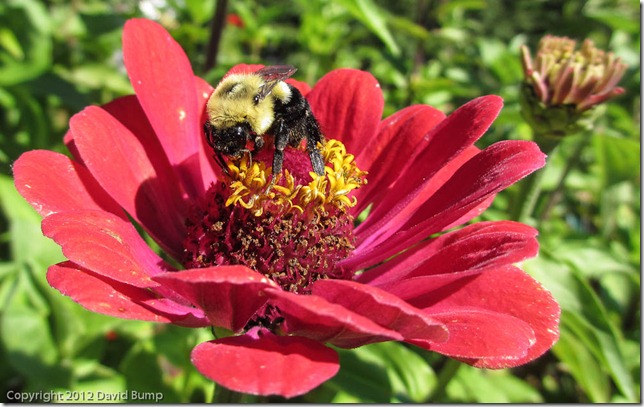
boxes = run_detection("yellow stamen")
[224,139,367,217]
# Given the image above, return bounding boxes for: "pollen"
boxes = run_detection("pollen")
[224,139,367,217]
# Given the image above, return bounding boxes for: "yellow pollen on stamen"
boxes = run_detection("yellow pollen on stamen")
[224,139,367,217]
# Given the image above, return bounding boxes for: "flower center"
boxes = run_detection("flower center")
[182,139,366,294]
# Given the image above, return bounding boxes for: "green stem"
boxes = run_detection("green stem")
[511,135,560,223]
[538,134,589,225]
[427,358,462,402]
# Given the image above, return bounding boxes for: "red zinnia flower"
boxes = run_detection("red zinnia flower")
[13,18,560,398]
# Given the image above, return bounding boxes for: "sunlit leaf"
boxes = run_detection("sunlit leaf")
[561,307,636,402]
[329,345,392,402]
[549,241,636,278]
[526,256,637,401]
[0,175,63,266]
[120,341,181,403]
[552,321,611,402]
[447,365,542,402]
[335,0,400,56]
[0,0,52,85]
[592,134,640,187]
[368,343,435,402]
[2,294,70,389]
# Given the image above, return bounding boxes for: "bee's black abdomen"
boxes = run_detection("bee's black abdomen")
[270,84,325,176]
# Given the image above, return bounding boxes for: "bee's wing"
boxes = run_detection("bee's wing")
[254,65,297,103]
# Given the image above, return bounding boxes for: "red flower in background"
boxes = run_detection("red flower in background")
[13,18,559,398]
[226,13,244,28]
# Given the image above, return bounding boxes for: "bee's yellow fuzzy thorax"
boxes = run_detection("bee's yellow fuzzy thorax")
[206,74,292,135]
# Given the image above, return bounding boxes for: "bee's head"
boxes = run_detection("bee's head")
[204,122,250,157]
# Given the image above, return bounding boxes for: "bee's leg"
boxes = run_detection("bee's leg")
[266,122,288,191]
[249,135,264,167]
[241,149,253,166]
[306,136,325,176]
[203,122,215,148]
[253,134,265,151]
[214,152,230,176]
[302,112,325,176]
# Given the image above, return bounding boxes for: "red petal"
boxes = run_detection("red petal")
[13,150,124,218]
[367,96,502,217]
[41,210,169,288]
[122,18,204,196]
[352,144,480,260]
[411,308,536,363]
[392,266,560,368]
[47,262,207,326]
[153,267,277,332]
[307,69,384,155]
[405,140,545,232]
[358,221,538,287]
[101,94,210,199]
[264,288,403,348]
[191,329,339,398]
[352,105,446,215]
[310,280,447,343]
[434,267,559,368]
[70,105,188,259]
[194,75,218,187]
[348,140,545,270]
[352,96,502,255]
[382,271,482,306]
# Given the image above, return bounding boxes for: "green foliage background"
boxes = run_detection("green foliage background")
[0,0,639,403]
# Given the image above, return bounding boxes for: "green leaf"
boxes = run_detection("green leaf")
[329,345,392,402]
[328,350,392,403]
[1,292,71,389]
[592,134,640,187]
[0,26,23,59]
[184,0,216,25]
[552,321,611,402]
[335,0,400,56]
[599,272,639,320]
[330,342,435,402]
[549,241,636,278]
[559,307,637,402]
[447,366,543,402]
[366,343,435,402]
[524,256,637,401]
[0,0,52,85]
[387,15,430,40]
[62,360,126,403]
[436,0,486,23]
[120,341,180,403]
[120,326,212,403]
[584,1,640,33]
[0,175,63,266]
[59,64,133,95]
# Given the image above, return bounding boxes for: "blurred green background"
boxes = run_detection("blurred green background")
[0,0,639,403]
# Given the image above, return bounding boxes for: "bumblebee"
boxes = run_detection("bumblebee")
[204,65,325,182]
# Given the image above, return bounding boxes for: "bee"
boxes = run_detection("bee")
[203,65,325,184]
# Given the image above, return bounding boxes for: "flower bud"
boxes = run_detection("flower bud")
[520,35,626,139]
